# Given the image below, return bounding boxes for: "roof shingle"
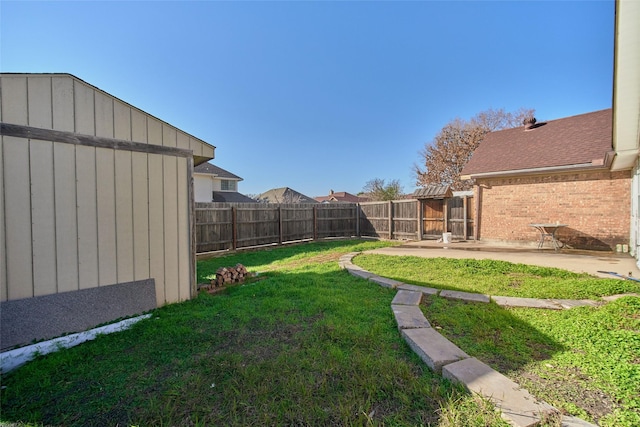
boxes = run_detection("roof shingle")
[461,109,613,177]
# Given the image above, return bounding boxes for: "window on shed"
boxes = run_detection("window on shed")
[221,180,236,191]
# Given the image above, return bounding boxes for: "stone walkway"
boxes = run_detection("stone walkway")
[339,252,608,427]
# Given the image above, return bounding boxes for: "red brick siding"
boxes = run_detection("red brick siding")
[475,170,631,250]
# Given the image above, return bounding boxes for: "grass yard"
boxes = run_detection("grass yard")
[1,239,510,427]
[354,254,640,426]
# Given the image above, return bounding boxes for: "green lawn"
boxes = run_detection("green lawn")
[354,253,640,426]
[2,242,638,426]
[0,240,509,427]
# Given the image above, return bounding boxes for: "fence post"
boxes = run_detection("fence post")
[231,206,237,250]
[463,196,468,240]
[356,203,360,237]
[416,199,422,241]
[278,205,283,245]
[388,201,393,240]
[312,205,318,240]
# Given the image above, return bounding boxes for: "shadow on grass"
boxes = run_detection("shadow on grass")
[0,266,508,427]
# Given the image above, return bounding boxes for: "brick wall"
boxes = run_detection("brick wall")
[475,170,631,250]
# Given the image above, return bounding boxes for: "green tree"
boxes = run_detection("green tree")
[413,107,534,190]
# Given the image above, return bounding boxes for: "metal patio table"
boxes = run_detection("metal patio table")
[529,223,568,251]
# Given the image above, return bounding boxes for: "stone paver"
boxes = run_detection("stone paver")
[560,415,598,427]
[391,290,422,306]
[440,289,490,303]
[396,283,439,296]
[602,293,640,301]
[369,276,402,289]
[443,357,557,427]
[492,296,563,310]
[346,268,376,280]
[391,305,431,330]
[551,299,601,309]
[401,328,469,373]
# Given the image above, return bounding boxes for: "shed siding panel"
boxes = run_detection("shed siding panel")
[52,76,75,132]
[3,137,33,299]
[189,137,203,157]
[132,152,150,280]
[147,117,162,146]
[114,100,132,141]
[30,139,57,296]
[131,109,148,144]
[1,76,28,125]
[54,142,79,292]
[115,150,134,283]
[0,140,7,301]
[148,154,165,304]
[162,124,177,148]
[94,92,114,138]
[27,77,53,129]
[76,145,99,289]
[177,158,190,300]
[74,81,95,135]
[96,147,117,286]
[177,132,190,150]
[163,156,179,302]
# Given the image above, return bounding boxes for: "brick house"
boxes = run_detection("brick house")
[461,109,631,250]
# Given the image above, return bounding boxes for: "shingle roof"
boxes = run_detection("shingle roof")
[212,192,256,203]
[194,162,243,181]
[257,187,317,204]
[315,191,364,203]
[413,185,453,199]
[461,109,613,178]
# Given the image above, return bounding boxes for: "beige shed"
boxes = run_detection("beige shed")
[0,73,215,349]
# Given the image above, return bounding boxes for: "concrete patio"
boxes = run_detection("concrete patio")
[366,239,640,279]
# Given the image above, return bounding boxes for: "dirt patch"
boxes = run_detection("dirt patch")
[512,367,618,424]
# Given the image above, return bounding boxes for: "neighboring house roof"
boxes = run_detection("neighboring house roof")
[257,187,317,203]
[461,109,614,179]
[212,192,256,203]
[413,185,453,199]
[194,162,243,181]
[315,190,364,203]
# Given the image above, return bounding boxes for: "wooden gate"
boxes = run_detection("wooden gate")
[447,195,474,239]
[422,199,445,237]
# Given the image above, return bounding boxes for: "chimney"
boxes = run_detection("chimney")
[523,117,537,130]
[330,189,334,195]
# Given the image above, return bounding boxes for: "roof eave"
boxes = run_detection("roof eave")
[462,163,611,180]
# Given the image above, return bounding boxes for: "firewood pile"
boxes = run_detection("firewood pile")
[198,264,255,293]
[213,264,250,286]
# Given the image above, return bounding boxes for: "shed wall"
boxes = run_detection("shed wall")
[475,170,631,250]
[0,74,201,307]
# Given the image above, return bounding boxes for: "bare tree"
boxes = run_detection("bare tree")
[362,178,404,201]
[413,107,534,190]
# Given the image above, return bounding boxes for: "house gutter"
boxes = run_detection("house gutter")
[461,159,614,181]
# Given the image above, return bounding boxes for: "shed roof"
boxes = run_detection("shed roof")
[461,109,613,179]
[413,185,453,199]
[194,162,243,181]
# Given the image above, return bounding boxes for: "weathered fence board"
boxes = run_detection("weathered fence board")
[195,198,472,253]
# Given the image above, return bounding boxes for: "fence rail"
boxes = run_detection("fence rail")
[195,197,472,253]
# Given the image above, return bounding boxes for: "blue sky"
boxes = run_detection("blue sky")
[1,1,614,198]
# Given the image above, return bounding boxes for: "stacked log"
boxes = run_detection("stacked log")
[212,263,250,287]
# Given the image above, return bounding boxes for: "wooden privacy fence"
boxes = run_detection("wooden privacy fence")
[195,197,474,253]
[196,203,359,253]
